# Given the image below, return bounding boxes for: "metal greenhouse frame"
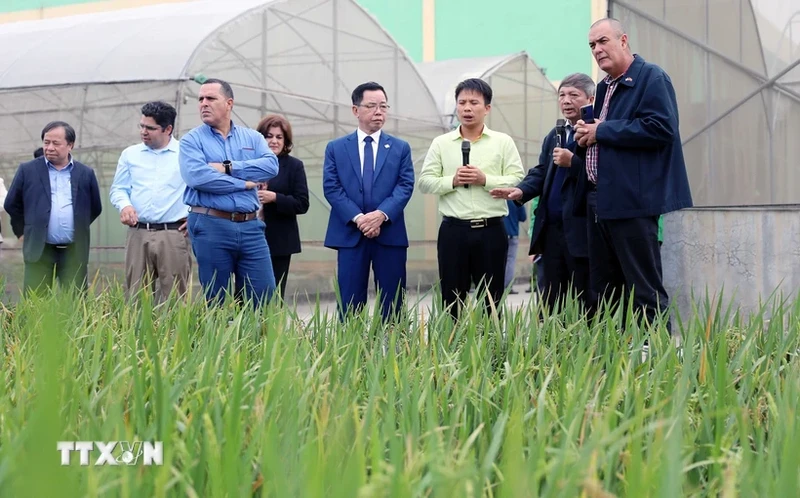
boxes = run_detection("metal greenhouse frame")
[607,0,800,207]
[0,0,446,263]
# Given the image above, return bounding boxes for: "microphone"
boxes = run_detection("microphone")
[555,118,566,148]
[461,140,470,189]
[554,119,565,165]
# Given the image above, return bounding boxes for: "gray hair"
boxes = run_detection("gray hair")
[558,73,596,98]
[591,17,626,38]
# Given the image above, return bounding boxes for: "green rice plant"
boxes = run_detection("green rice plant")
[0,280,798,497]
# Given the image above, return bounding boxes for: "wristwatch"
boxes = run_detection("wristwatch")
[223,160,232,175]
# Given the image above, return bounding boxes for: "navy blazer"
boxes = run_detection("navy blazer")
[323,131,414,249]
[575,55,693,219]
[516,127,588,258]
[262,154,309,256]
[3,157,102,263]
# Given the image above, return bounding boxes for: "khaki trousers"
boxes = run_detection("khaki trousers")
[125,227,192,302]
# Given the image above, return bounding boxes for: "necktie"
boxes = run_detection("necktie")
[362,136,374,211]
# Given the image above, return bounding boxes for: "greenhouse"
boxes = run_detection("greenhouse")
[416,52,560,168]
[0,0,446,275]
[608,0,800,206]
[604,0,800,316]
[1,0,798,298]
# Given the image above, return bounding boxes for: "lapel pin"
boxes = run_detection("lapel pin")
[625,77,633,82]
[384,144,390,148]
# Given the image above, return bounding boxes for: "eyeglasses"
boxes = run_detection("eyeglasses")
[358,103,390,112]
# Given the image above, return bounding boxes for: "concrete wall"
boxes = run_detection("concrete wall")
[662,207,800,320]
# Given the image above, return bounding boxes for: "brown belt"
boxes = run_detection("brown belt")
[190,206,258,222]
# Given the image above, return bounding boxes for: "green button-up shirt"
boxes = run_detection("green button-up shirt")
[418,126,525,219]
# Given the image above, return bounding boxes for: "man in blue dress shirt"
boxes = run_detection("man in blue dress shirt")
[4,121,102,293]
[179,78,279,307]
[110,101,192,303]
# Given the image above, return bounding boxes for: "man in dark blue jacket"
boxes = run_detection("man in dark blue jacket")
[491,73,596,312]
[4,121,103,293]
[574,18,693,329]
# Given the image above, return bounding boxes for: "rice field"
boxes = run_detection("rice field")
[0,281,799,497]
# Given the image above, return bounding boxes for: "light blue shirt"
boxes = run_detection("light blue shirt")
[46,158,74,244]
[179,121,278,213]
[109,137,188,223]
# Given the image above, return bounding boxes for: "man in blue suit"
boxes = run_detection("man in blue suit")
[4,121,102,293]
[323,81,415,320]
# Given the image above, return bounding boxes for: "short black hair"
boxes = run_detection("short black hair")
[141,101,177,132]
[201,78,234,100]
[351,82,387,106]
[33,147,44,159]
[41,121,76,145]
[455,78,493,105]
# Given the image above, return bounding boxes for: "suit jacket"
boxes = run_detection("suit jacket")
[262,154,309,256]
[3,157,102,263]
[322,130,414,248]
[574,54,693,219]
[517,127,588,258]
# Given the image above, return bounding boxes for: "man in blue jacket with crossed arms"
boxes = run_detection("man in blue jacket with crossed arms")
[180,78,279,308]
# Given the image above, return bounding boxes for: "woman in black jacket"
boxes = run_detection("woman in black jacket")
[256,114,310,299]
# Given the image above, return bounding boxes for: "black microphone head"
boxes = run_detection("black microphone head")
[556,118,566,133]
[461,139,470,152]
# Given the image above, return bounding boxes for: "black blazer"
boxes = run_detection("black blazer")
[516,127,588,258]
[262,154,309,256]
[4,157,102,263]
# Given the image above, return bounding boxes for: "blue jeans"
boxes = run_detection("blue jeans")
[187,212,276,307]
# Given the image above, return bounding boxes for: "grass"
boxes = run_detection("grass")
[0,280,799,497]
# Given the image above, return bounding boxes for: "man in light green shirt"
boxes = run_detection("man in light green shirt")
[418,78,525,320]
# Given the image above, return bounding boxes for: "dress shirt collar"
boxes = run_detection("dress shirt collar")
[603,54,637,85]
[449,124,493,142]
[45,154,74,171]
[206,120,237,138]
[357,127,382,144]
[143,136,180,154]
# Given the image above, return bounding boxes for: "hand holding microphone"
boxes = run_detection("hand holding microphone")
[555,119,565,152]
[460,140,470,189]
[454,139,486,188]
[552,118,573,167]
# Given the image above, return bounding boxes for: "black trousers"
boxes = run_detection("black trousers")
[437,218,507,320]
[270,254,292,299]
[586,191,669,328]
[24,244,88,294]
[539,220,591,312]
